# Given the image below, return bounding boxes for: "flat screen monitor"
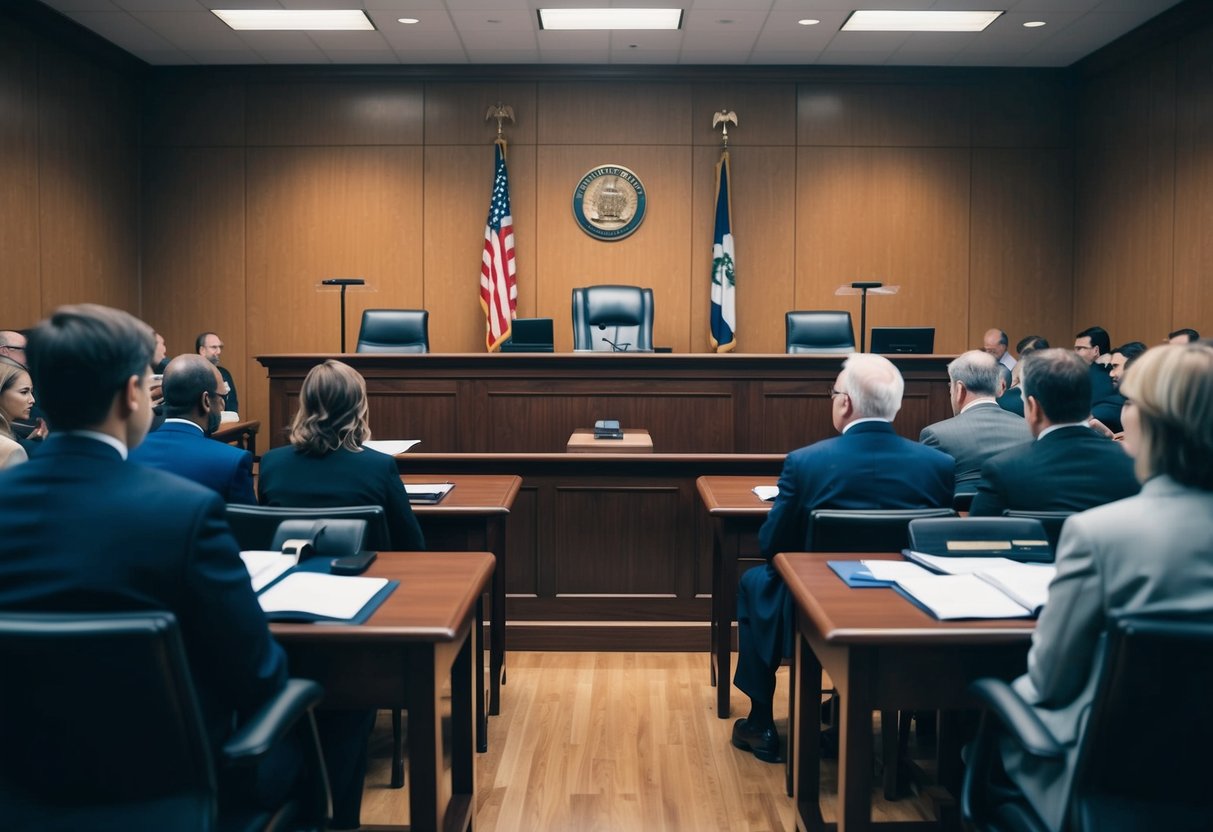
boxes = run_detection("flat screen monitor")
[500,318,554,353]
[870,326,935,355]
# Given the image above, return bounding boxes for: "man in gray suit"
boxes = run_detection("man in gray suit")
[920,350,1032,493]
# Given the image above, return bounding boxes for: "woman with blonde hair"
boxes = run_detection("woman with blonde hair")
[0,362,34,468]
[257,359,424,551]
[996,342,1213,830]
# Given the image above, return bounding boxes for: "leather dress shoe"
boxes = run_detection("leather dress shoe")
[731,718,782,763]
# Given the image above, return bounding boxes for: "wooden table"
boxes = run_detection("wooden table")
[403,474,520,724]
[272,552,494,832]
[211,418,260,457]
[566,428,654,453]
[774,553,1034,832]
[696,475,777,719]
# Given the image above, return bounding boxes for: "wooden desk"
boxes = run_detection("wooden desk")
[696,475,777,719]
[272,552,494,832]
[404,474,520,723]
[566,428,653,453]
[774,553,1033,832]
[211,418,260,457]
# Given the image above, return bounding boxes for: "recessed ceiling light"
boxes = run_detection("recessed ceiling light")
[798,19,821,26]
[212,9,375,31]
[1023,20,1047,28]
[537,8,683,30]
[841,10,1003,33]
[397,17,419,25]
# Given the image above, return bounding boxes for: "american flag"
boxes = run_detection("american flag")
[480,142,517,351]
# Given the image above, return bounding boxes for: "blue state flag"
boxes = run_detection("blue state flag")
[710,150,736,352]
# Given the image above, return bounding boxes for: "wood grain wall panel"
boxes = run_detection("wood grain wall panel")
[536,82,692,145]
[794,147,971,353]
[690,146,796,354]
[1172,25,1213,334]
[755,382,838,453]
[37,45,139,314]
[0,22,41,325]
[246,80,424,146]
[970,74,1073,148]
[423,143,538,353]
[798,83,969,147]
[535,145,693,352]
[691,83,796,146]
[143,71,245,147]
[141,147,246,375]
[1074,51,1176,345]
[503,485,539,596]
[365,388,459,449]
[423,81,537,145]
[245,146,425,427]
[969,148,1074,351]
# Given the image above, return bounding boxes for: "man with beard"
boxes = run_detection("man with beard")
[197,331,239,416]
[130,353,256,504]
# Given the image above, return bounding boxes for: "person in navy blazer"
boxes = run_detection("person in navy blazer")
[731,354,954,762]
[0,305,292,806]
[257,359,425,552]
[129,353,256,504]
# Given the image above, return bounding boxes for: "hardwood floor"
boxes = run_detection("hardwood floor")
[358,652,936,831]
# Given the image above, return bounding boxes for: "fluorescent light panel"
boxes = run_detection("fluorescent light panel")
[538,8,683,31]
[842,10,1003,32]
[212,9,375,31]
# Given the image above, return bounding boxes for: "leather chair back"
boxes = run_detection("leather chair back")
[808,508,956,552]
[1003,509,1073,550]
[785,311,856,354]
[227,504,391,552]
[356,309,429,353]
[908,516,1053,563]
[571,285,654,352]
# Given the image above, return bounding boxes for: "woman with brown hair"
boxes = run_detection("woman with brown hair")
[257,359,424,551]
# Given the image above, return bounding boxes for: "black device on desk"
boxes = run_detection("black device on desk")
[500,318,554,353]
[594,419,623,440]
[870,326,935,354]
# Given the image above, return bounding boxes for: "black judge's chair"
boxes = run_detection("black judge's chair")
[355,309,429,353]
[785,311,856,354]
[571,285,654,352]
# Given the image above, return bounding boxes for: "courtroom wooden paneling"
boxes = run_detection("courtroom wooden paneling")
[0,20,41,326]
[969,73,1073,149]
[794,147,971,354]
[244,146,425,427]
[969,148,1074,350]
[142,71,245,148]
[1172,25,1213,334]
[691,82,796,147]
[797,82,969,148]
[141,147,246,369]
[536,82,692,145]
[37,44,139,313]
[423,81,538,145]
[246,79,424,146]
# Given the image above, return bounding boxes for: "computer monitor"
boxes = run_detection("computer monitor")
[869,326,935,354]
[500,318,554,353]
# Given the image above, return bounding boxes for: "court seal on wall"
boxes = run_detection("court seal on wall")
[572,165,647,241]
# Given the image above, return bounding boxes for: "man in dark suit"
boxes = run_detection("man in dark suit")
[0,305,294,808]
[1074,325,1125,431]
[920,350,1032,493]
[197,330,239,416]
[731,354,954,762]
[130,353,256,504]
[970,348,1139,516]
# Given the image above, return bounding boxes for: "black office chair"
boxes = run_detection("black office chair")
[785,311,856,354]
[227,505,391,553]
[1002,510,1073,550]
[355,309,429,353]
[571,285,654,352]
[0,611,329,832]
[908,517,1053,563]
[953,490,976,512]
[962,613,1213,832]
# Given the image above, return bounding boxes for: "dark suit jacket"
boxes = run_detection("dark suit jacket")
[257,445,425,551]
[997,386,1025,417]
[218,365,238,415]
[0,434,287,748]
[969,424,1140,516]
[129,419,256,504]
[1088,363,1125,432]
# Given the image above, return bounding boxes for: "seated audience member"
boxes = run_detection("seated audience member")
[921,351,1031,493]
[731,354,954,762]
[983,328,1017,372]
[0,329,29,366]
[0,330,49,443]
[0,304,298,814]
[258,359,425,552]
[1168,327,1200,344]
[971,349,1139,516]
[1074,325,1125,431]
[997,336,1048,417]
[197,331,239,417]
[129,354,256,504]
[0,363,31,468]
[1108,341,1147,389]
[152,331,169,374]
[996,342,1213,831]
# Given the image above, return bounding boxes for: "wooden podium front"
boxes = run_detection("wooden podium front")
[566,428,653,453]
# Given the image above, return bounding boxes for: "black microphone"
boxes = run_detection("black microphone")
[601,337,631,352]
[321,278,365,286]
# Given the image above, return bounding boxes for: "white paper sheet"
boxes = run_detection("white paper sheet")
[256,572,388,620]
[363,439,421,456]
[860,560,934,582]
[904,551,1023,575]
[240,550,298,593]
[976,565,1057,614]
[896,574,1034,620]
[752,486,778,502]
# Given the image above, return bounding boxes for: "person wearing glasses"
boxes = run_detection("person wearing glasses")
[1074,325,1125,431]
[129,354,256,504]
[196,331,239,418]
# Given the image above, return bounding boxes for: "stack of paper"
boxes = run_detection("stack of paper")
[405,482,455,504]
[752,486,778,502]
[256,572,389,621]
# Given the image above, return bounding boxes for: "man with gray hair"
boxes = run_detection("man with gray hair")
[920,350,1032,494]
[730,353,954,763]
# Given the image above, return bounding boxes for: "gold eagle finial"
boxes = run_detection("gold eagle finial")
[712,110,738,147]
[485,103,515,138]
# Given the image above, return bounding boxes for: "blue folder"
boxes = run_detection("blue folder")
[258,556,398,624]
[827,560,897,588]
